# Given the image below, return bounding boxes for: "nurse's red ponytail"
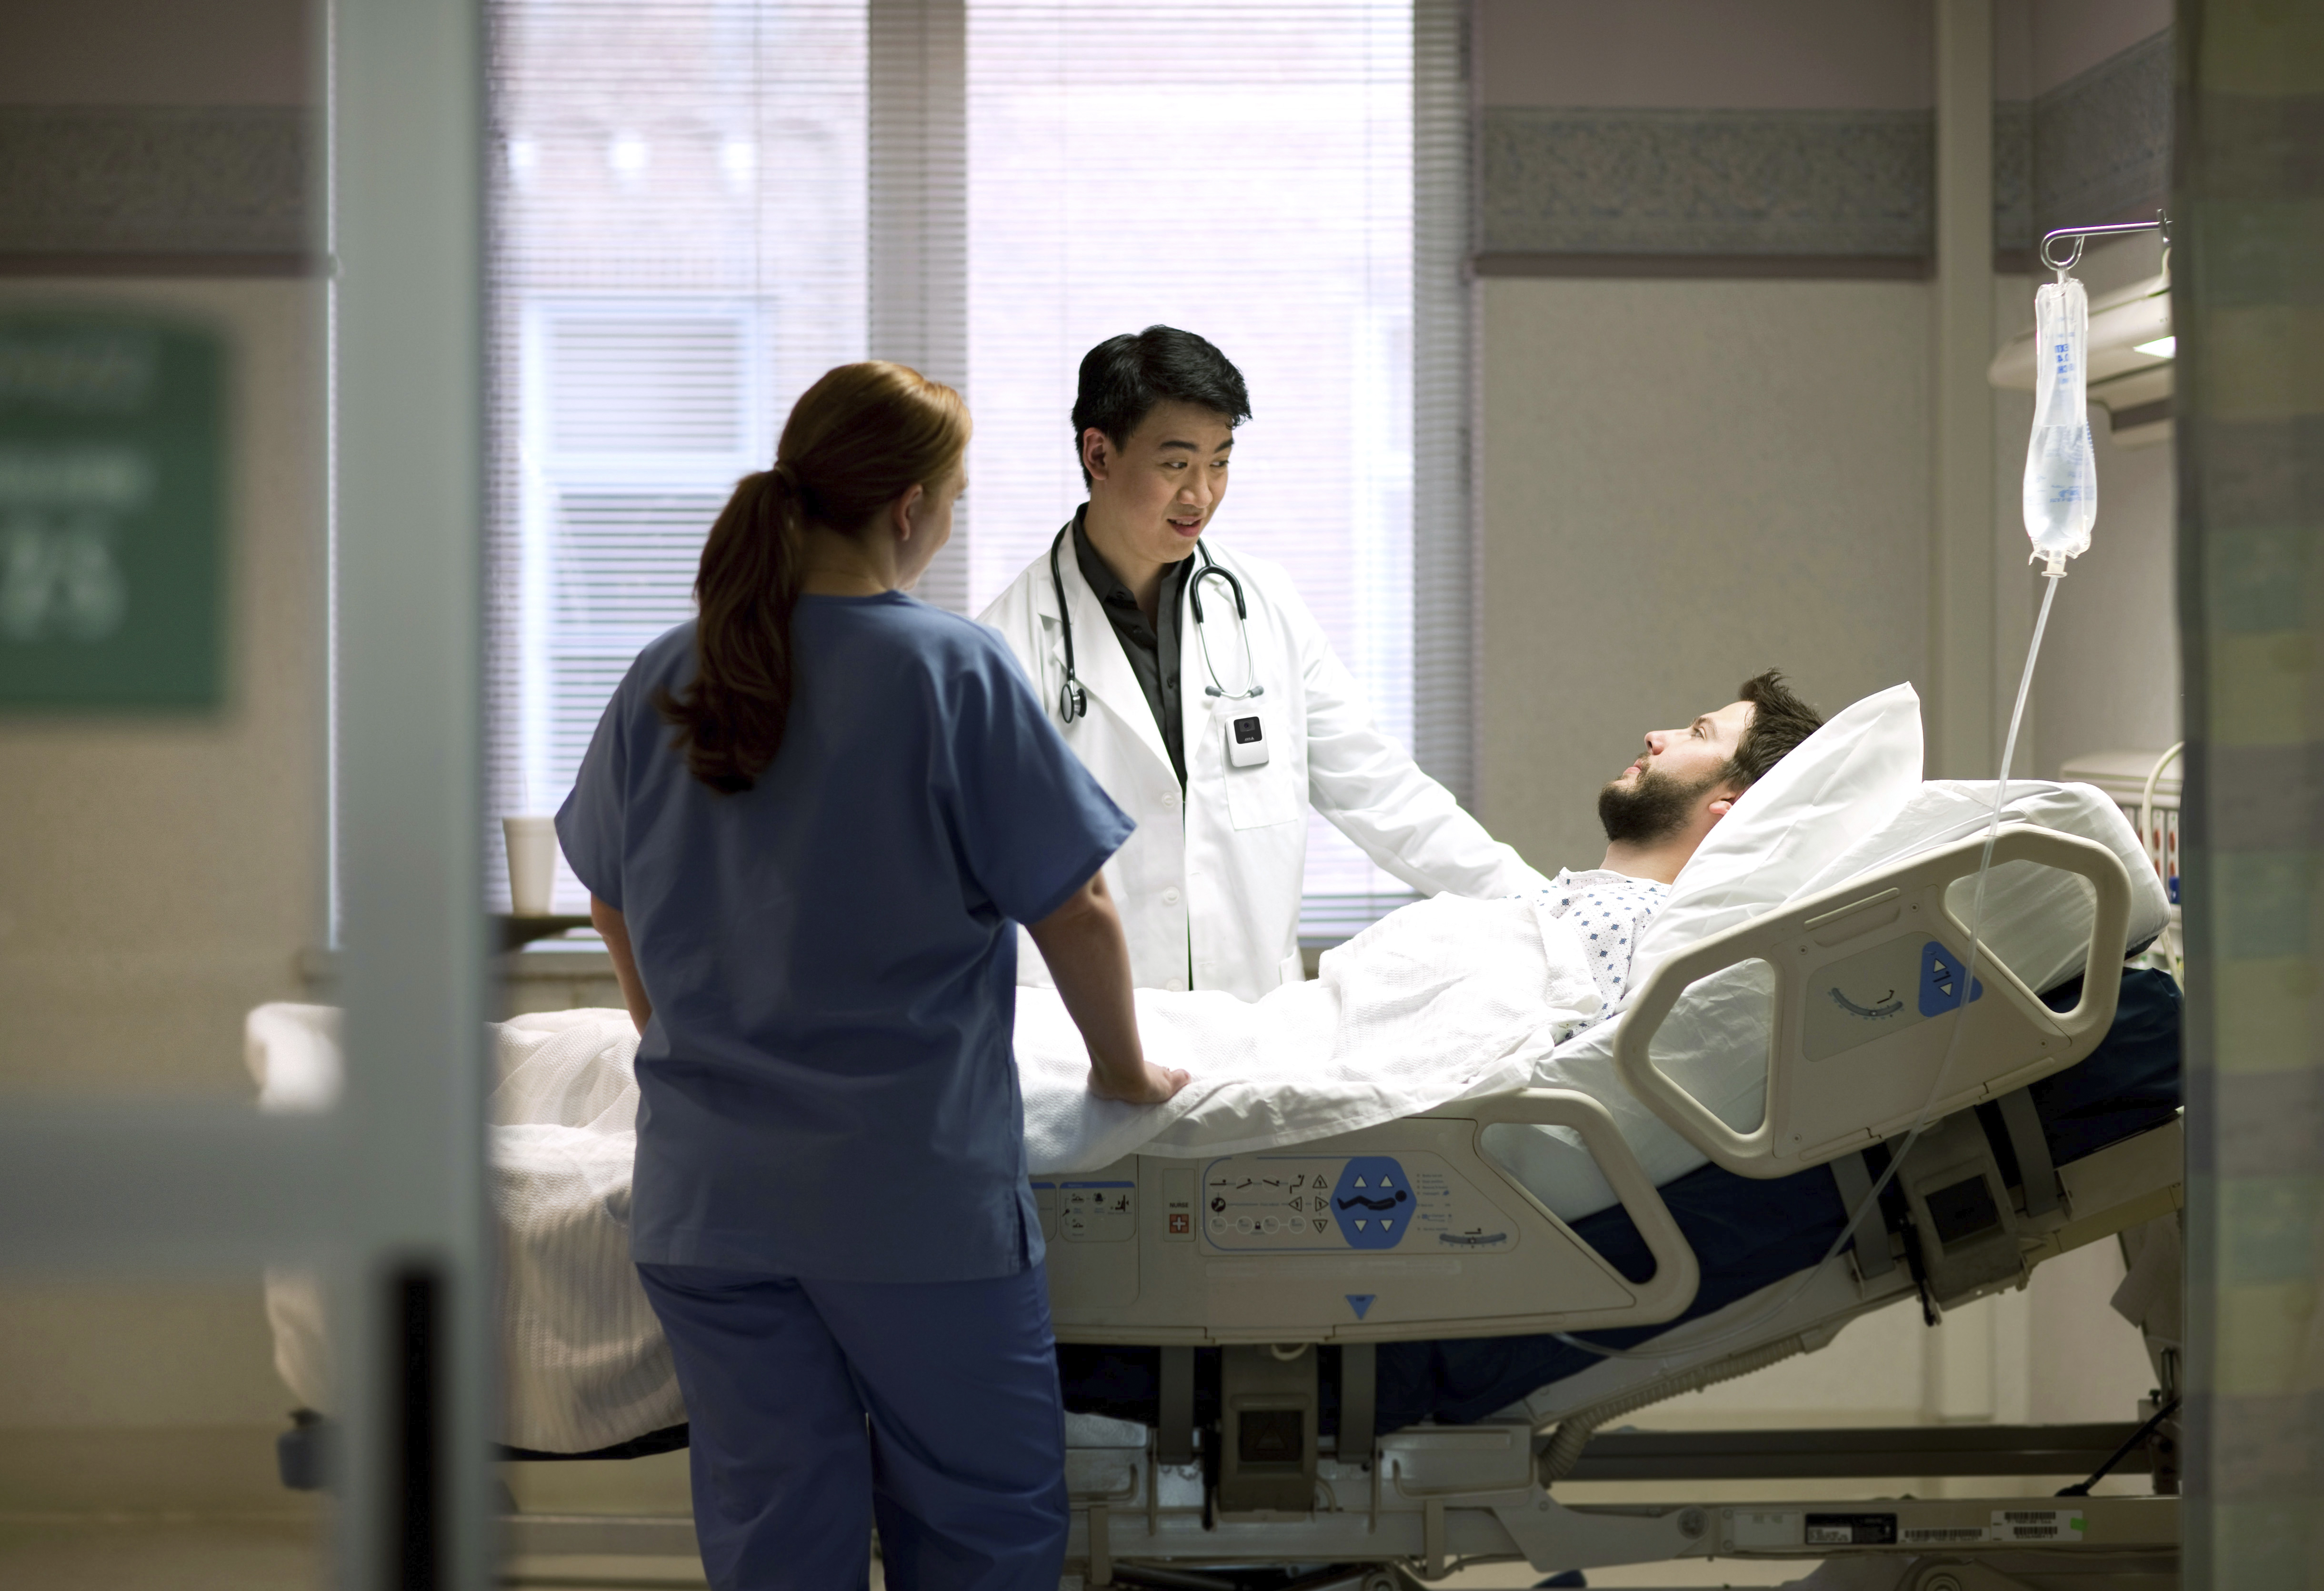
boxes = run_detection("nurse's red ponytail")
[656,361,969,793]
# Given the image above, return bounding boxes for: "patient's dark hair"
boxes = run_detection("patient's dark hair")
[1723,670,1823,789]
[1072,326,1252,487]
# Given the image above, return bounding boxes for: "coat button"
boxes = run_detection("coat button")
[1162,887,1182,906]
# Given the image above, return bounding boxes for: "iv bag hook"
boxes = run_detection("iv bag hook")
[2039,210,2169,277]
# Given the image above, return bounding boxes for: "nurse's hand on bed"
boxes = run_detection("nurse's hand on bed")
[1088,1057,1192,1105]
[1027,871,1190,1108]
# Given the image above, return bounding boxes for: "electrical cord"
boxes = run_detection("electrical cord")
[2057,1397,2179,1497]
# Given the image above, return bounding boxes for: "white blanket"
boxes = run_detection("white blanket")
[253,892,1604,1451]
[1022,892,1603,1170]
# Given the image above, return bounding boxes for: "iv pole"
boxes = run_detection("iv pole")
[2039,211,2169,274]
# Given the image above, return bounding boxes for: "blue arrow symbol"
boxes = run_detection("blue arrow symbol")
[1918,941,1985,1017]
[1346,1294,1376,1320]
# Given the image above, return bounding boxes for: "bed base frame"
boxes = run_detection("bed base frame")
[471,1109,2182,1589]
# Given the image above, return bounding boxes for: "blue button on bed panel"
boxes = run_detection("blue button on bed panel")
[1918,941,1986,1017]
[1331,1156,1412,1249]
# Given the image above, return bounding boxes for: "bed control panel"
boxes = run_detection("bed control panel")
[1199,1151,1514,1254]
[1044,1111,1685,1342]
[1032,1180,1136,1243]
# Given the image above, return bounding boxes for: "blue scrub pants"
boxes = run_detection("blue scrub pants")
[635,1261,1069,1591]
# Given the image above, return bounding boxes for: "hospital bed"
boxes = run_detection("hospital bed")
[268,800,2183,1590]
[440,825,2183,1591]
[1002,827,2184,1590]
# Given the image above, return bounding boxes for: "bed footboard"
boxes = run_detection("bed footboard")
[1045,1088,1698,1345]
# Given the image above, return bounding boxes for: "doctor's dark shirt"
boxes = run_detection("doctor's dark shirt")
[557,595,1133,1282]
[1073,507,1194,787]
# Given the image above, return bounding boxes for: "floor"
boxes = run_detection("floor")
[0,1517,722,1591]
[0,1518,330,1591]
[0,1513,1822,1591]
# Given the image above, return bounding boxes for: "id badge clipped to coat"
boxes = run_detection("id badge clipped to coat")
[1225,708,1270,768]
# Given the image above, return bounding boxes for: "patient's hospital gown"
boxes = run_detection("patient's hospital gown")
[1523,869,1670,1015]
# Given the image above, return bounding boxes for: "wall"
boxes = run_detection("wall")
[0,278,326,1519]
[1472,0,2176,1438]
[0,0,308,105]
[0,278,324,1098]
[1474,0,1933,111]
[0,0,324,1519]
[1478,276,1932,869]
[1473,0,1943,865]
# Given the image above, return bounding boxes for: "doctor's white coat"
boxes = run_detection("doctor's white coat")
[979,533,1547,1001]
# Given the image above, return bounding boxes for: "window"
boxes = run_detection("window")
[487,0,866,908]
[518,307,768,827]
[485,0,1469,934]
[962,0,1421,923]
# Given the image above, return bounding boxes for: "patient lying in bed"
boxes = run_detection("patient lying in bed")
[252,675,2174,1453]
[1525,669,1826,1008]
[1015,671,1832,1171]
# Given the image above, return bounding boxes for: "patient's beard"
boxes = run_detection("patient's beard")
[1598,764,1720,846]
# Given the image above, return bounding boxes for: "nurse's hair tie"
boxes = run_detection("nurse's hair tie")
[769,460,800,489]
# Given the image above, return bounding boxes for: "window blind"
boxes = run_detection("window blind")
[962,0,1421,918]
[481,0,1470,936]
[485,0,868,911]
[1412,0,1475,812]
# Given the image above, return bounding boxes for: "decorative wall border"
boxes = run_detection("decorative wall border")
[0,107,311,272]
[2032,27,2171,240]
[1477,107,1933,259]
[1477,29,2171,277]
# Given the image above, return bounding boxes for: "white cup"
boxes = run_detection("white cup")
[503,816,560,916]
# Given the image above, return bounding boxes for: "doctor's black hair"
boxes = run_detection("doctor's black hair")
[1723,670,1824,790]
[1072,326,1252,487]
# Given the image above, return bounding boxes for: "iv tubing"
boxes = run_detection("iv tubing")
[1555,568,2069,1366]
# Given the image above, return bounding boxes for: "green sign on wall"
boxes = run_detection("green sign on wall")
[0,312,226,712]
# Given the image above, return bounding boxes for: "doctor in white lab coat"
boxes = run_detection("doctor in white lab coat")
[980,326,1545,1001]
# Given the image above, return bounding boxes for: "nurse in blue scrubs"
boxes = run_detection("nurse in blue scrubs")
[558,361,1189,1591]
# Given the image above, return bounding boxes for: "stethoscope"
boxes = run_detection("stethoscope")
[1049,522,1264,725]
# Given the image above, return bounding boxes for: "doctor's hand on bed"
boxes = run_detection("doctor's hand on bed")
[1027,871,1191,1107]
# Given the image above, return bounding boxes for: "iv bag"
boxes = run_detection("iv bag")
[2022,279,2097,565]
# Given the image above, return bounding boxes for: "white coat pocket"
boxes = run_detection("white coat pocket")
[1218,702,1302,830]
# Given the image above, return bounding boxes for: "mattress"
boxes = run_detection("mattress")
[1056,967,2182,1436]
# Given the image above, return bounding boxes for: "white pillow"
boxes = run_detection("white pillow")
[1800,778,2169,994]
[1627,682,1924,998]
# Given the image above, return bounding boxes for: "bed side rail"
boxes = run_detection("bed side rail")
[1045,1088,1699,1344]
[1433,1087,1701,1327]
[1612,828,2133,1178]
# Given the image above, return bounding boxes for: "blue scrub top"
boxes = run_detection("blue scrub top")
[558,594,1133,1283]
